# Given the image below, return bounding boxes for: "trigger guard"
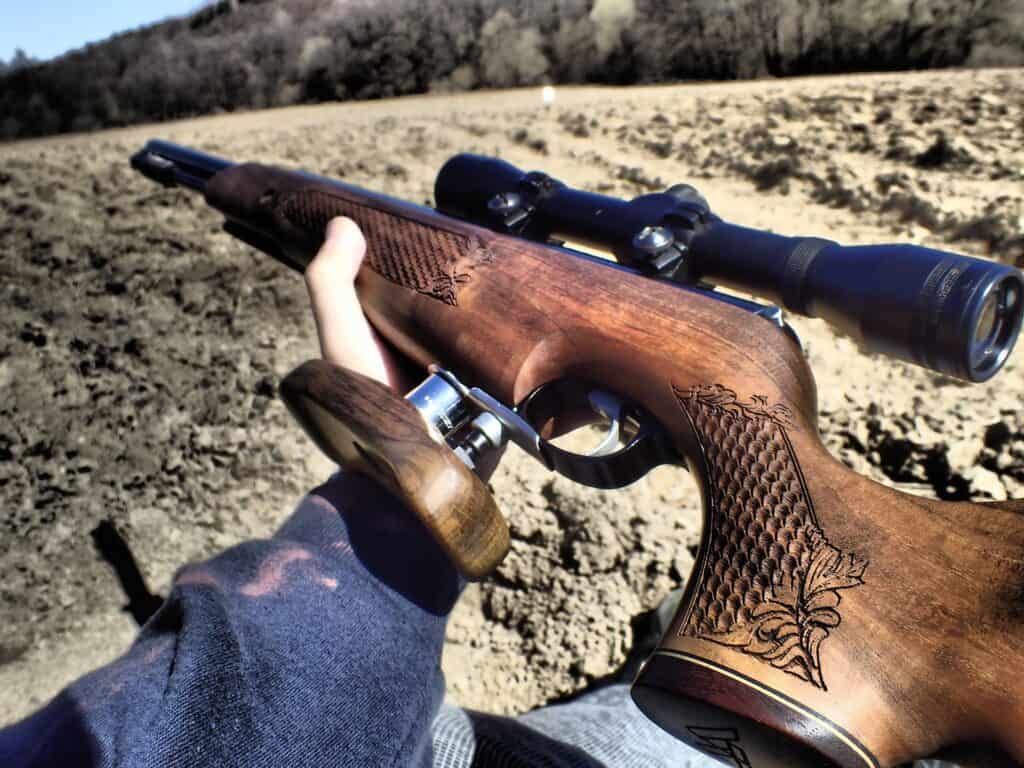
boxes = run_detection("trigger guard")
[518,379,676,489]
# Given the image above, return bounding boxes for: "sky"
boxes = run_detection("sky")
[1,0,200,63]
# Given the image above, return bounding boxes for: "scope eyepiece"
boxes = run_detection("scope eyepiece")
[435,154,1024,382]
[969,273,1021,379]
[782,241,1023,383]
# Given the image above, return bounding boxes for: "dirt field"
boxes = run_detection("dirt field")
[1,68,1022,728]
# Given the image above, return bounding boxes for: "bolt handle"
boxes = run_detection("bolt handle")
[279,359,510,579]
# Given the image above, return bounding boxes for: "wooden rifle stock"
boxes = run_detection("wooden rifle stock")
[204,162,1024,766]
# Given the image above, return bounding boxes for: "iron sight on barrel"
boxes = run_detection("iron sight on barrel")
[132,139,1024,768]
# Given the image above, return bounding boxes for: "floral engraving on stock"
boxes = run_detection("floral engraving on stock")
[686,726,753,768]
[674,384,868,690]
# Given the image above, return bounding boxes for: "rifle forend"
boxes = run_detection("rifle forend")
[131,140,1024,767]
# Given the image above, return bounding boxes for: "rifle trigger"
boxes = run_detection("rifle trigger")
[518,380,676,489]
[586,390,628,457]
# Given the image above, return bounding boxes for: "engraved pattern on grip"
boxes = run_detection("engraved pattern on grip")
[280,188,492,305]
[674,384,868,690]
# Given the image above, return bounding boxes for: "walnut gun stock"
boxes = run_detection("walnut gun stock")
[131,140,1024,767]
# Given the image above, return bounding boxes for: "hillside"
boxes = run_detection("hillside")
[1,0,1022,140]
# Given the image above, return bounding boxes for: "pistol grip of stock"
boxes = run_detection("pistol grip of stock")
[632,385,1024,767]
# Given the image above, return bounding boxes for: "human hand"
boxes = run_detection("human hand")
[302,217,504,483]
[303,217,409,392]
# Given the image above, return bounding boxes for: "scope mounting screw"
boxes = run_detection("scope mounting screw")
[632,226,675,257]
[487,192,522,214]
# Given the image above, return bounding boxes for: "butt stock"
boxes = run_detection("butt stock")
[134,143,1024,766]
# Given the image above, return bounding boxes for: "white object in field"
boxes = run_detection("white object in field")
[541,86,556,106]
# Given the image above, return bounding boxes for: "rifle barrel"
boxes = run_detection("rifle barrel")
[130,140,232,193]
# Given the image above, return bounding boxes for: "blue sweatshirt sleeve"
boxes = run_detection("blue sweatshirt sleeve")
[0,472,462,768]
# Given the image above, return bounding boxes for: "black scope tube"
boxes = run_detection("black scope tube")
[435,154,1023,382]
[687,223,1022,382]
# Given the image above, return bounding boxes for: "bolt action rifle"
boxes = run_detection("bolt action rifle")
[131,140,1024,767]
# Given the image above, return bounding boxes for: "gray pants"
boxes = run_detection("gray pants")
[432,685,714,767]
[431,684,963,768]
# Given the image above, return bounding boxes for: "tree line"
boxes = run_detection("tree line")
[1,0,1021,141]
[0,49,37,76]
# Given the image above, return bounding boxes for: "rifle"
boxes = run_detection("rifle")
[131,139,1024,767]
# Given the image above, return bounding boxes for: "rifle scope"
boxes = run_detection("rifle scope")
[435,154,1023,383]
